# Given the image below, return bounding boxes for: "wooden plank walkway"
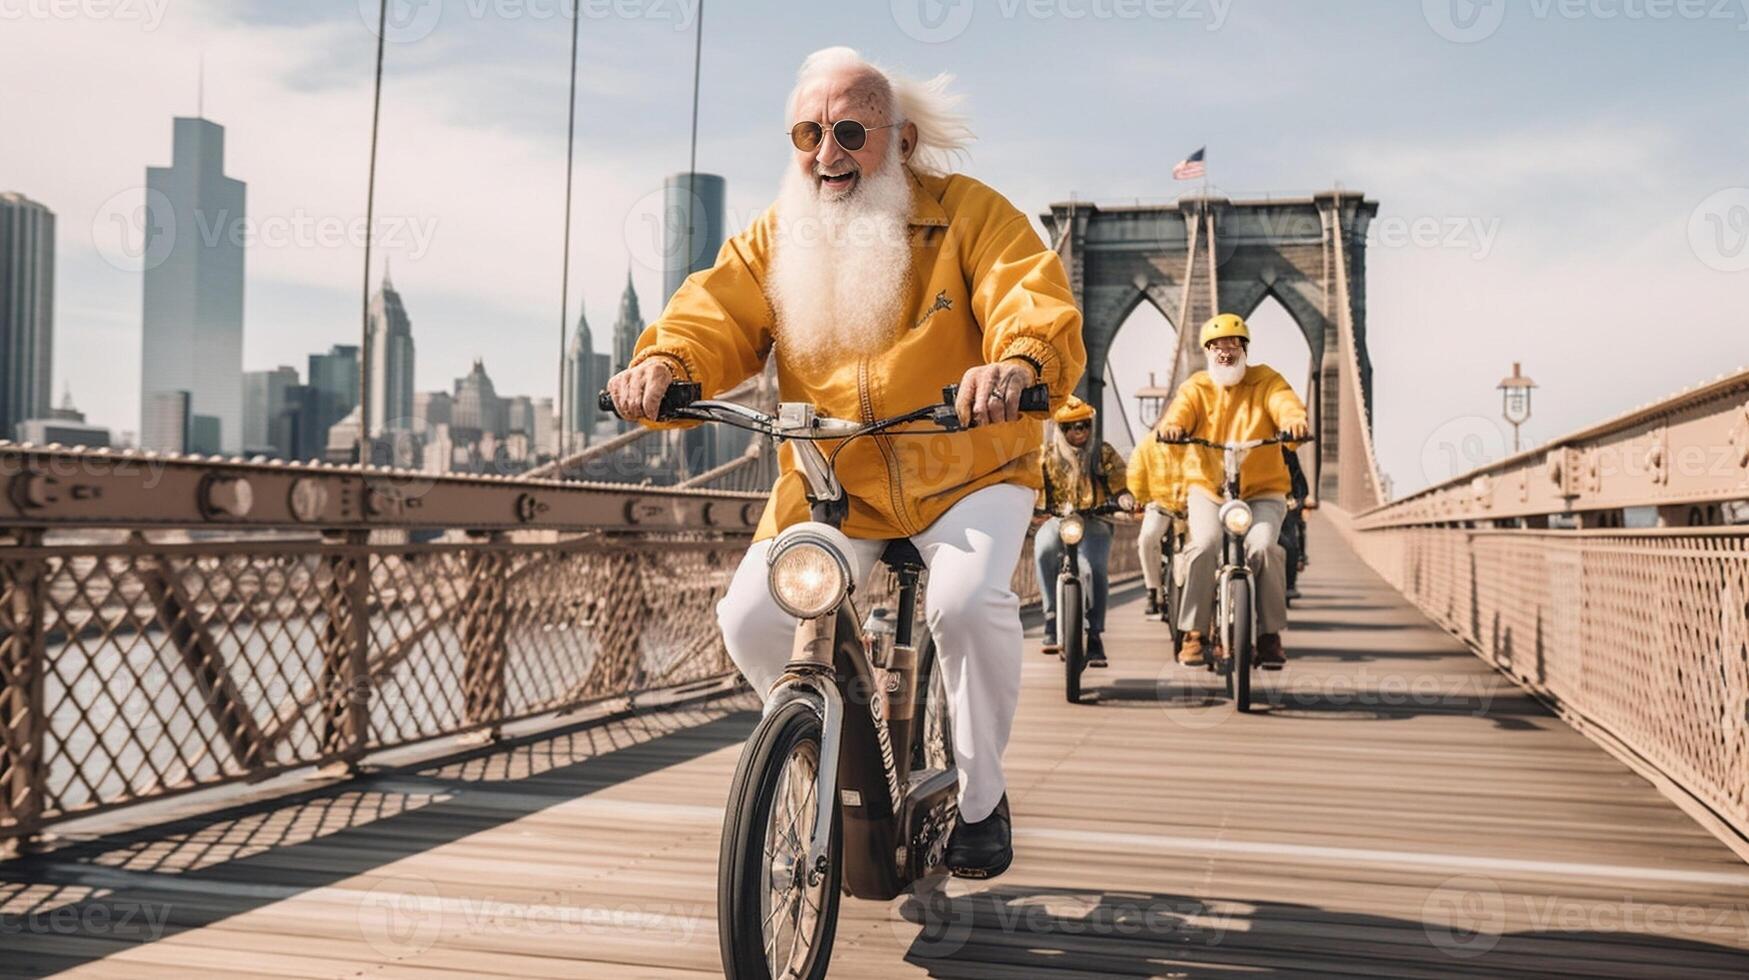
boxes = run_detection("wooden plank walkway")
[4,516,1748,978]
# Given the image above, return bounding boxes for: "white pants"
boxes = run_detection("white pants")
[1136,505,1183,591]
[716,483,1035,824]
[1177,491,1289,636]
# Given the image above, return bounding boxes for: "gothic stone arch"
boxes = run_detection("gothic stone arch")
[1041,192,1378,504]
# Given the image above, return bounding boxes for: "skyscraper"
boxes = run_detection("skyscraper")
[140,117,246,453]
[243,365,300,456]
[0,192,55,441]
[661,172,725,307]
[366,267,415,437]
[143,390,191,454]
[612,268,643,373]
[561,304,614,449]
[304,344,358,461]
[451,359,503,437]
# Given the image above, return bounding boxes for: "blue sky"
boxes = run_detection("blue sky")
[4,0,1745,491]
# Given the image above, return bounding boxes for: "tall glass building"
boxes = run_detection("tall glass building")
[140,117,245,453]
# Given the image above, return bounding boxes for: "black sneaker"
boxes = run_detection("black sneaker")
[1143,588,1160,616]
[1086,631,1109,668]
[945,794,1012,879]
[1041,617,1060,654]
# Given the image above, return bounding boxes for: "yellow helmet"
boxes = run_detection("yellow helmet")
[1199,313,1250,348]
[1054,395,1095,425]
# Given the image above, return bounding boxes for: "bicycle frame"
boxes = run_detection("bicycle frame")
[632,385,1042,901]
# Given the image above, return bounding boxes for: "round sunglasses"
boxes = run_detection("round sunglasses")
[789,119,899,153]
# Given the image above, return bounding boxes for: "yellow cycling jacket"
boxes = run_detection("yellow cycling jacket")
[1163,365,1309,501]
[1127,434,1190,512]
[629,168,1086,541]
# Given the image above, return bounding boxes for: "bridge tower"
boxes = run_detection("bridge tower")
[1043,191,1382,510]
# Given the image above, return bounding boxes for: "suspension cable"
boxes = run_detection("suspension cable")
[558,0,582,454]
[357,0,389,465]
[684,0,705,279]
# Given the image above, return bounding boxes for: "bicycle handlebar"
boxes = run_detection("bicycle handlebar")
[1157,433,1315,449]
[597,381,1051,430]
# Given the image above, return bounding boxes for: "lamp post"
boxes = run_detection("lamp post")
[1497,362,1536,454]
[1134,371,1175,430]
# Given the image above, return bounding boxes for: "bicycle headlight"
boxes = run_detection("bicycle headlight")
[1059,515,1086,546]
[1218,500,1254,536]
[767,522,854,619]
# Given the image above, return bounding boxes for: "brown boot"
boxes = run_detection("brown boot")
[1256,633,1286,670]
[1178,631,1206,666]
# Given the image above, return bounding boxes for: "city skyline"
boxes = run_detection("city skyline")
[4,2,1744,491]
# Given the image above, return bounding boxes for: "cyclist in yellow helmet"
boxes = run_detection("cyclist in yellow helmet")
[1035,395,1132,666]
[1160,313,1311,669]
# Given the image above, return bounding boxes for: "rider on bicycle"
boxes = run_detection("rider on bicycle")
[1034,396,1132,666]
[1128,423,1191,617]
[1159,314,1311,669]
[605,47,1085,879]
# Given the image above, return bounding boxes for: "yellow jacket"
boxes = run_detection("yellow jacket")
[1040,443,1128,512]
[1127,435,1190,512]
[630,168,1086,540]
[1163,365,1309,501]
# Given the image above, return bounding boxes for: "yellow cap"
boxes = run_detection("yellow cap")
[1199,313,1250,347]
[1054,395,1095,424]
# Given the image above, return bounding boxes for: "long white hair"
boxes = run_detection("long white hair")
[785,46,974,176]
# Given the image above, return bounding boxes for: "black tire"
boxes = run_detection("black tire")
[1163,549,1183,653]
[912,634,956,772]
[718,699,841,980]
[1229,577,1253,713]
[1061,577,1084,704]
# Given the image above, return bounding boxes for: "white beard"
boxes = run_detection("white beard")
[767,145,913,374]
[1208,352,1249,388]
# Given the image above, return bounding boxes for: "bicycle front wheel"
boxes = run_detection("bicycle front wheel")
[718,698,841,980]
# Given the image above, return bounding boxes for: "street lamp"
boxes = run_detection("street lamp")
[1497,362,1536,454]
[1134,371,1175,429]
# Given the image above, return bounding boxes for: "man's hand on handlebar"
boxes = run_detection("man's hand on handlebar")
[1117,491,1137,513]
[955,360,1038,428]
[1158,424,1186,442]
[1282,418,1311,441]
[606,359,674,422]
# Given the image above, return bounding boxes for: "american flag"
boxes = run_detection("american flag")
[1172,147,1206,181]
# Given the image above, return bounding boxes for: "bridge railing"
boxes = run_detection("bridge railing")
[0,440,1127,848]
[1337,366,1749,852]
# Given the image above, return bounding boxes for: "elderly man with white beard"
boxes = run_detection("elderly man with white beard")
[1159,314,1311,669]
[605,47,1085,879]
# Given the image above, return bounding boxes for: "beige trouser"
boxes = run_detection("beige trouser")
[1176,491,1289,636]
[1137,504,1185,591]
